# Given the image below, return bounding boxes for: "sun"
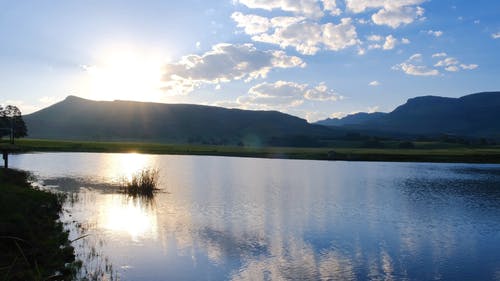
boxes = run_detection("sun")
[81,47,166,102]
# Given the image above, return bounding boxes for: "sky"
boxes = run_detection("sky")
[0,0,499,122]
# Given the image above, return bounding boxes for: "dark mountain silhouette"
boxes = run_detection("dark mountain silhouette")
[24,96,336,145]
[316,112,387,127]
[315,92,500,138]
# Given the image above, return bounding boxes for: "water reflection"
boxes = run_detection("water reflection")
[100,196,158,241]
[105,153,156,183]
[9,153,500,280]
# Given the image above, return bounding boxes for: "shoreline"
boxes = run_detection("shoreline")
[0,169,78,280]
[5,138,500,164]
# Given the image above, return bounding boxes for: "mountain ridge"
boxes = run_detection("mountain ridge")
[315,91,500,138]
[24,96,336,146]
[23,91,500,145]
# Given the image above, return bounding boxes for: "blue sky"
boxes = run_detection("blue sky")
[0,0,499,121]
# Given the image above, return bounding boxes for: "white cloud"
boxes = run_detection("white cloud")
[238,81,305,108]
[394,63,439,76]
[357,18,370,24]
[305,111,331,122]
[252,20,322,55]
[369,80,380,86]
[330,111,347,118]
[460,64,478,70]
[237,81,341,109]
[432,52,447,58]
[367,34,382,41]
[427,30,443,37]
[408,53,423,62]
[401,37,411,44]
[445,65,459,72]
[433,55,478,72]
[236,0,324,19]
[383,35,397,50]
[270,16,306,27]
[305,82,343,101]
[322,18,360,52]
[251,17,359,55]
[322,0,342,16]
[393,54,439,76]
[492,32,500,39]
[368,44,382,50]
[345,0,426,13]
[344,0,426,28]
[161,43,305,95]
[434,57,459,67]
[231,12,270,35]
[366,35,408,51]
[395,53,478,76]
[372,6,425,28]
[367,105,380,113]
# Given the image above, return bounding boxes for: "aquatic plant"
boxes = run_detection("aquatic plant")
[121,168,160,197]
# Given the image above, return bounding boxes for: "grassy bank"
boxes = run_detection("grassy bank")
[5,138,500,163]
[0,169,77,280]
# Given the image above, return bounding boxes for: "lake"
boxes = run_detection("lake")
[10,152,500,281]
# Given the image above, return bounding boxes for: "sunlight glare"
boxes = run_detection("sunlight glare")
[101,196,158,241]
[105,153,154,182]
[82,47,166,102]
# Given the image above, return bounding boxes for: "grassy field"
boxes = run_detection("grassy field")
[2,138,499,163]
[0,169,77,280]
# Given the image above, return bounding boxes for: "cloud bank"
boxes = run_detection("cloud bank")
[345,0,426,28]
[161,43,305,94]
[232,0,426,55]
[237,80,342,109]
[393,52,478,76]
[233,13,359,55]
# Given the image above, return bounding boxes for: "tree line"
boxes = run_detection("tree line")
[0,105,27,144]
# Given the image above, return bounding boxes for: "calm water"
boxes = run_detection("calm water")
[10,153,500,281]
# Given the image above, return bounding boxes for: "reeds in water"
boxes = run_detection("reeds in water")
[121,168,159,197]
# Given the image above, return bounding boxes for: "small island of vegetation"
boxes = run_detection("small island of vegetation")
[121,168,160,197]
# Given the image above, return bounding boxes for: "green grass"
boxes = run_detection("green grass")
[4,138,500,163]
[0,169,77,280]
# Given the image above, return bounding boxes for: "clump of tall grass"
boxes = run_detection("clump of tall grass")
[121,168,160,197]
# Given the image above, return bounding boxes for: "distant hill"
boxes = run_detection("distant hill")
[315,91,500,138]
[316,112,387,127]
[24,96,336,146]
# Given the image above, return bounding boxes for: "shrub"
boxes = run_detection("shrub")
[121,168,159,197]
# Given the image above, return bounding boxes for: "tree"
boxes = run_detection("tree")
[0,105,7,139]
[0,105,28,143]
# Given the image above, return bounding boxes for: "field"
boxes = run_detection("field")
[2,138,500,163]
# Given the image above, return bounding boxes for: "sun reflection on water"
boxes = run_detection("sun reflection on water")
[100,195,158,241]
[105,153,155,182]
[99,153,159,240]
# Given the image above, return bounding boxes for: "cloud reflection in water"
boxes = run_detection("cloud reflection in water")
[9,153,500,280]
